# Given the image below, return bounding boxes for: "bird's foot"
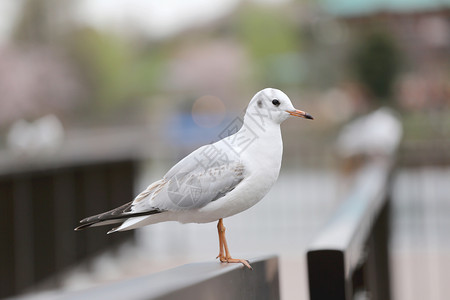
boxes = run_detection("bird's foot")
[217,255,252,270]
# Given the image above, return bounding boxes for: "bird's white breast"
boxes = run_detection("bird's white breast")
[176,124,283,223]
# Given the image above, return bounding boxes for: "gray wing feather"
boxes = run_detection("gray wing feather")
[75,142,245,230]
[147,142,245,211]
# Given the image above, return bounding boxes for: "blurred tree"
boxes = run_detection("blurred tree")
[10,0,169,125]
[234,4,303,88]
[66,28,170,122]
[67,28,132,110]
[351,30,402,103]
[12,0,49,44]
[12,0,74,45]
[1,0,83,127]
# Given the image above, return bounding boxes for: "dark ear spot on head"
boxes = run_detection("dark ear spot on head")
[257,100,262,108]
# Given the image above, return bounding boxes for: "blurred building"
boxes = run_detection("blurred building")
[321,0,450,111]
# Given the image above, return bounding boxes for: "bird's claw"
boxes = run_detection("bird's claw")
[217,255,253,270]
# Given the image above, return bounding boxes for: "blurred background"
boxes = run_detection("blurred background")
[0,0,449,299]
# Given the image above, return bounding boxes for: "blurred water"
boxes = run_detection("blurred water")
[391,167,450,300]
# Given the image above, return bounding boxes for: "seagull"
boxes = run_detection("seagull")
[75,88,313,269]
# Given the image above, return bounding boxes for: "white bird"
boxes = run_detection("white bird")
[75,88,313,269]
[7,114,64,156]
[336,107,402,158]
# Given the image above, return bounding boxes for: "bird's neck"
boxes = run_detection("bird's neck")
[241,111,281,139]
[237,113,283,179]
[235,112,283,161]
[221,111,283,159]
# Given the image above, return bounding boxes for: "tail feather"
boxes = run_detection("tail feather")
[106,216,150,234]
[74,201,162,231]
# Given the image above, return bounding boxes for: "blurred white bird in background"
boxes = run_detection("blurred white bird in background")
[7,114,64,157]
[336,107,402,173]
[337,107,402,158]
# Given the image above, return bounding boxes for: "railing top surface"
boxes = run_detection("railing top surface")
[0,126,152,176]
[308,159,392,251]
[12,255,279,300]
[307,158,394,273]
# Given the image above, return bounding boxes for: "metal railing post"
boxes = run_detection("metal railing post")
[306,160,395,300]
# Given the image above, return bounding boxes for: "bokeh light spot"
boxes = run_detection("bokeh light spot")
[191,95,226,128]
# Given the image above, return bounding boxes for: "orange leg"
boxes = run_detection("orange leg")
[216,219,225,260]
[216,218,252,270]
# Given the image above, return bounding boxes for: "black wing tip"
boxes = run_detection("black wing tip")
[74,201,134,229]
[73,225,88,231]
[74,223,93,231]
[78,217,90,225]
[74,208,163,232]
[74,221,118,233]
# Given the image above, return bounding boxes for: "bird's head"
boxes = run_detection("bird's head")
[247,88,314,125]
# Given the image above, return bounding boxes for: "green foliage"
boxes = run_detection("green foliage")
[234,5,302,87]
[236,6,299,60]
[12,0,51,44]
[67,28,169,117]
[71,29,131,108]
[351,30,402,102]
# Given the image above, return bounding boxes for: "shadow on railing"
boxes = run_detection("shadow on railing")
[306,158,395,300]
[14,255,280,300]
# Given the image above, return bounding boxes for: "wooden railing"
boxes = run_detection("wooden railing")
[0,159,137,299]
[306,159,395,300]
[13,255,280,300]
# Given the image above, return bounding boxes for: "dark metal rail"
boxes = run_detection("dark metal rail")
[0,159,137,299]
[14,255,280,300]
[306,159,395,300]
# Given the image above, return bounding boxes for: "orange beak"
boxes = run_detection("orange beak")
[286,109,314,120]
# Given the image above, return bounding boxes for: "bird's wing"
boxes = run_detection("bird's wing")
[76,142,245,231]
[134,142,246,212]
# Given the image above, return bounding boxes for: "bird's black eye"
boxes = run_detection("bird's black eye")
[272,99,280,106]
